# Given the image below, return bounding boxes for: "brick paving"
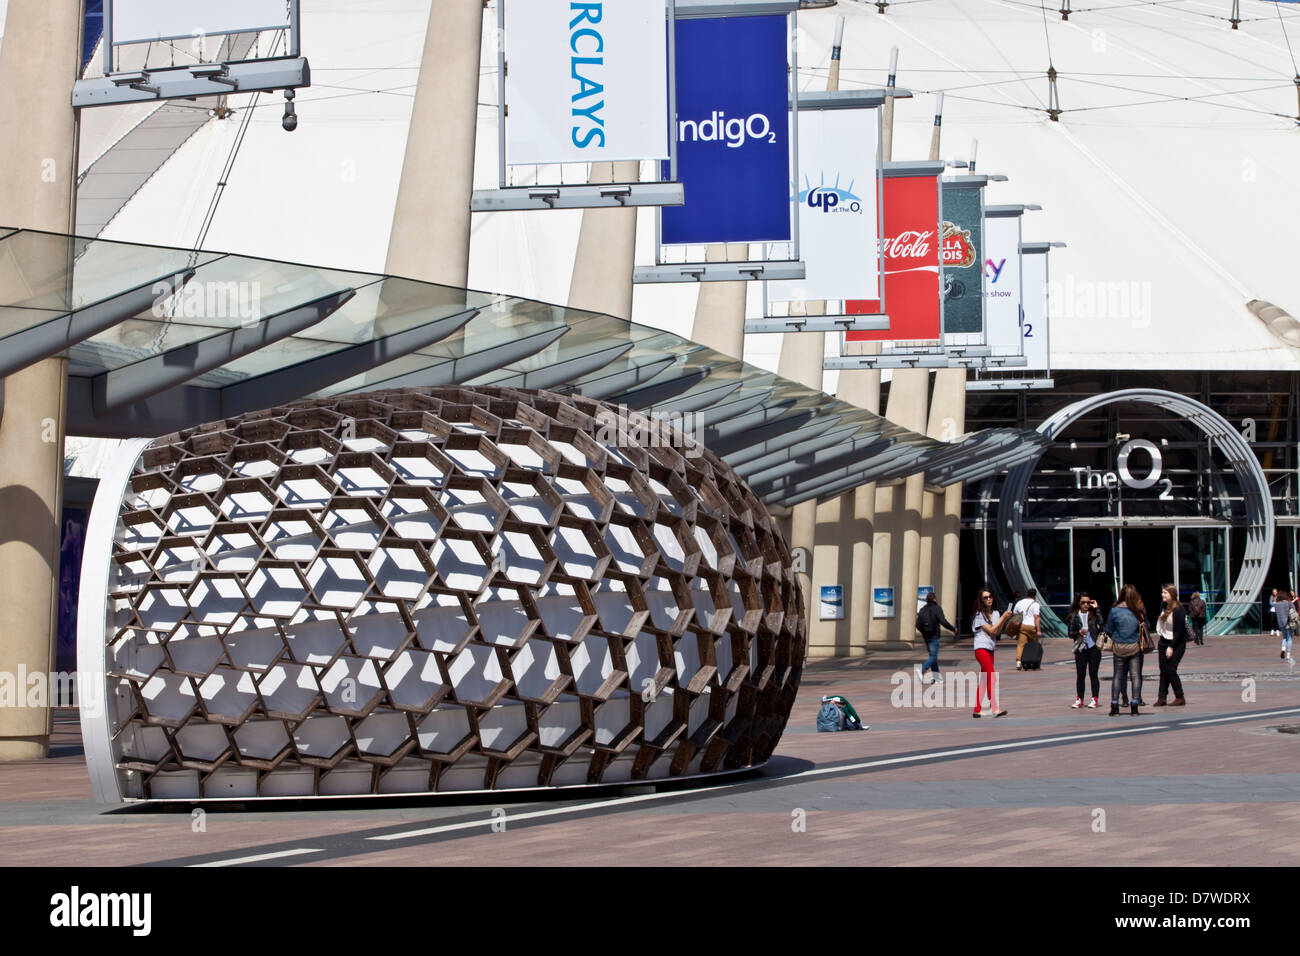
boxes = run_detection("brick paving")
[1,634,1296,866]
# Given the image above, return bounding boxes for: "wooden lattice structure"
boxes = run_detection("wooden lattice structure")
[87,387,805,800]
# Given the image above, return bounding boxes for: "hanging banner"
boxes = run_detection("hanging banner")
[845,172,942,341]
[768,108,881,302]
[940,184,984,334]
[505,0,670,166]
[113,0,290,44]
[662,15,791,245]
[1021,248,1050,371]
[984,212,1024,354]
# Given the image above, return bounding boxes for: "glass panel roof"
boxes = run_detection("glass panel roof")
[0,228,1048,499]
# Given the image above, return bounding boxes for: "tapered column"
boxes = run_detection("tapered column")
[778,302,825,623]
[0,0,82,760]
[865,368,928,646]
[690,243,750,359]
[386,0,484,287]
[569,161,641,319]
[926,368,967,628]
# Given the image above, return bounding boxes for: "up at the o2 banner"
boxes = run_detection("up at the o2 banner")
[662,15,792,245]
[504,0,670,166]
[768,107,882,303]
[845,173,943,341]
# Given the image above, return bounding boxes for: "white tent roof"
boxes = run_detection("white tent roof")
[83,0,1300,376]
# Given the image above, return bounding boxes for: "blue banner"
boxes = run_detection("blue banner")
[662,15,792,245]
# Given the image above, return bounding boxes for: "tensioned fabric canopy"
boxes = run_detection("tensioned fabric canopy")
[0,228,1049,507]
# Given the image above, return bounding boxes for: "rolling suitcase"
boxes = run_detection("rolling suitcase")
[1020,640,1044,670]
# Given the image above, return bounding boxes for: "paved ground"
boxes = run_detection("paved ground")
[2,634,1297,867]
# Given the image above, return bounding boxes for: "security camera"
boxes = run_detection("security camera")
[282,89,298,132]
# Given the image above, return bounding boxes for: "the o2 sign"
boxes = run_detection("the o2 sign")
[1071,439,1173,499]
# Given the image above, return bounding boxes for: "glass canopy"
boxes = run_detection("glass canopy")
[0,227,1050,506]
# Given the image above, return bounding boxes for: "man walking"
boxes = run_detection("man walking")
[1188,591,1207,646]
[915,592,956,683]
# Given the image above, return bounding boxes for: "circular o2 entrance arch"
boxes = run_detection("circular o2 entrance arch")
[996,389,1274,636]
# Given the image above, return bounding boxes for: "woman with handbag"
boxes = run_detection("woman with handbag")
[971,588,1010,718]
[1103,584,1147,716]
[1067,592,1103,708]
[1153,584,1188,706]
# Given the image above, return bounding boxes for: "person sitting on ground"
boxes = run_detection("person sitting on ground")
[915,592,956,684]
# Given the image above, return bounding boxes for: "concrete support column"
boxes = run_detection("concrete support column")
[690,244,750,359]
[926,367,968,628]
[777,302,825,612]
[803,338,880,656]
[569,161,641,319]
[867,368,929,646]
[385,0,485,287]
[0,0,82,760]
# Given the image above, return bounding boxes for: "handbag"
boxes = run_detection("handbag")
[1112,637,1140,659]
[1139,619,1155,653]
[1098,631,1113,652]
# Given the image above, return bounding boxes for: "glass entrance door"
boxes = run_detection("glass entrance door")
[1120,528,1176,624]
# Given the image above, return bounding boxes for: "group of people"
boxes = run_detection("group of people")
[1064,583,1194,715]
[916,584,1207,718]
[1266,588,1297,661]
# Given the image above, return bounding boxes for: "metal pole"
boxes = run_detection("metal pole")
[789,9,800,264]
[103,0,114,73]
[928,91,943,162]
[497,0,507,188]
[289,0,301,57]
[667,0,678,182]
[882,46,898,162]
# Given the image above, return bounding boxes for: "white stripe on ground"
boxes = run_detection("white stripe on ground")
[374,713,1300,844]
[190,706,1300,858]
[1182,707,1300,726]
[191,847,324,867]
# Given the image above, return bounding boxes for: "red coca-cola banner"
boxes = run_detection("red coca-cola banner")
[845,173,942,342]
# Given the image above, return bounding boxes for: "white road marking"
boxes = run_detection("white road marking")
[1182,707,1300,727]
[368,722,1182,843]
[191,847,324,867]
[199,706,1300,854]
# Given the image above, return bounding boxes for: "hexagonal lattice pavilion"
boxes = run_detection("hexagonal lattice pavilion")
[79,387,804,801]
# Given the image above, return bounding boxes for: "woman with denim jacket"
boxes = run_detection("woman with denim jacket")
[1104,584,1144,716]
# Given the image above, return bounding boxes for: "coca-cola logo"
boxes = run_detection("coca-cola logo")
[880,230,934,260]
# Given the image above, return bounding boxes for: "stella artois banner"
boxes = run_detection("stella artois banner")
[767,108,882,302]
[845,172,943,342]
[940,182,984,335]
[505,0,670,166]
[983,210,1024,354]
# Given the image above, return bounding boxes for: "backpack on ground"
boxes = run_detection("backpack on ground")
[816,700,844,732]
[816,695,866,732]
